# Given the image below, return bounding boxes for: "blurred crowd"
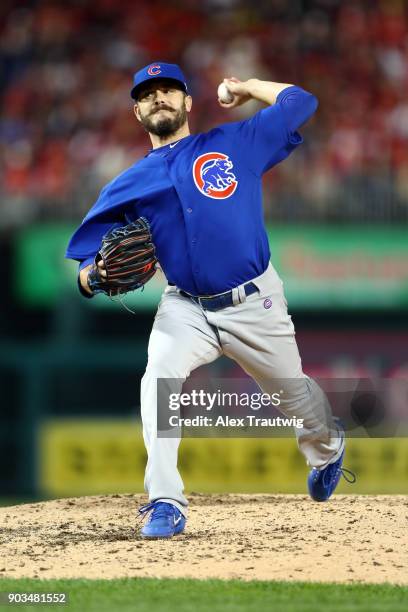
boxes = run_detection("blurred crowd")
[1,0,408,228]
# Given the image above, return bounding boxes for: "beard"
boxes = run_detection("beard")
[140,104,188,137]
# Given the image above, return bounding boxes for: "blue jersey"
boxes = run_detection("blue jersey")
[66,86,318,295]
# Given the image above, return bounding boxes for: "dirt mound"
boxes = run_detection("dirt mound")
[0,494,406,584]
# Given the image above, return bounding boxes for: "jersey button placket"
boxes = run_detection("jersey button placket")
[181,202,199,279]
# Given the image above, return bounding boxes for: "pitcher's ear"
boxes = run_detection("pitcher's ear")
[185,95,192,112]
[134,103,141,122]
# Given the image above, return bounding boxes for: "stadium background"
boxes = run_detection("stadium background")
[0,0,407,502]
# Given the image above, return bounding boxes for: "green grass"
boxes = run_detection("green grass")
[0,578,407,612]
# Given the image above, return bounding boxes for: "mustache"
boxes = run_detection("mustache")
[151,105,174,115]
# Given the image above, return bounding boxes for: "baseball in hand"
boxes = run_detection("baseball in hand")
[217,82,234,103]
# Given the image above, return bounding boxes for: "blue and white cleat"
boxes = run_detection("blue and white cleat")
[308,438,356,502]
[139,501,186,538]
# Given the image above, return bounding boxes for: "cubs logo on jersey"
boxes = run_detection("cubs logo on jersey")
[147,64,161,76]
[193,152,238,199]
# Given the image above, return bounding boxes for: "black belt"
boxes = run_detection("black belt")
[179,282,258,311]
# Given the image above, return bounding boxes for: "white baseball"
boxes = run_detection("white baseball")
[217,82,234,103]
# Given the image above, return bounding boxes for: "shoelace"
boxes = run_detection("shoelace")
[138,502,173,524]
[329,420,356,484]
[322,462,356,487]
[339,468,356,483]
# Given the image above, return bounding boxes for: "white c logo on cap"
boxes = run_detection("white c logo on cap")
[147,64,161,76]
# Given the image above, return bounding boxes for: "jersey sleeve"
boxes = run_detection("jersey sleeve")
[65,185,122,262]
[234,85,318,176]
[66,184,125,297]
[65,166,139,264]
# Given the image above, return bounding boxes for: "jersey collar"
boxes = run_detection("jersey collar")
[146,134,192,157]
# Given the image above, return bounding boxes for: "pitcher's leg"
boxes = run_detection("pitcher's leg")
[141,289,221,512]
[224,332,341,468]
[213,272,342,468]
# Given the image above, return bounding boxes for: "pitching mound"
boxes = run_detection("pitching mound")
[0,494,406,584]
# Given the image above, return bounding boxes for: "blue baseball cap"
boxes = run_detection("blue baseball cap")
[131,62,188,100]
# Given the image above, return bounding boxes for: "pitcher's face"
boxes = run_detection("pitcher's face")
[134,80,192,137]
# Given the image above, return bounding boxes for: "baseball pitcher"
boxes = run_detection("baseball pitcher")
[66,62,355,538]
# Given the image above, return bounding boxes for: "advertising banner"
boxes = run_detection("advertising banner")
[14,224,408,310]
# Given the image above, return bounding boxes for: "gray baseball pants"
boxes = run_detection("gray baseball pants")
[140,263,343,515]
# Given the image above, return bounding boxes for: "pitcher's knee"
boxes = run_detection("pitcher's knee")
[142,360,189,383]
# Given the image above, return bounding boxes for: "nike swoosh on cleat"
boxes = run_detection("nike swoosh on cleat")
[173,515,182,526]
